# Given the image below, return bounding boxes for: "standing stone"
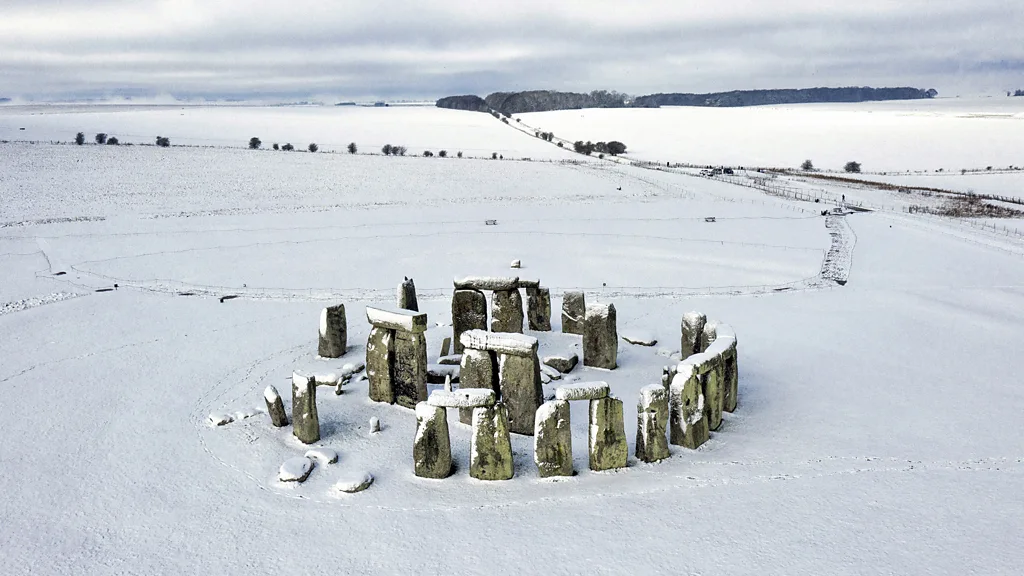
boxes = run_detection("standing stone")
[680,311,706,360]
[318,304,348,358]
[458,349,498,424]
[393,331,428,409]
[534,400,573,477]
[366,327,395,404]
[526,287,552,331]
[660,365,678,392]
[561,291,585,335]
[583,303,618,370]
[397,277,418,312]
[636,385,670,463]
[704,358,724,431]
[498,352,543,435]
[669,369,709,449]
[264,385,288,427]
[491,289,524,334]
[589,397,628,471]
[452,289,487,354]
[723,351,739,413]
[440,336,451,358]
[470,403,514,481]
[413,402,452,479]
[291,372,320,444]
[700,322,718,354]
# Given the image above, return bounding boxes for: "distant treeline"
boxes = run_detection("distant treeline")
[437,87,938,114]
[0,97,10,103]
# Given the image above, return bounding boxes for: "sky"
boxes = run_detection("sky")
[1,0,1021,102]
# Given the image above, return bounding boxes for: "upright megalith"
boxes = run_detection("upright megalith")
[669,367,708,449]
[470,403,514,480]
[589,397,628,471]
[534,400,573,477]
[291,372,320,444]
[680,311,706,360]
[703,358,724,431]
[461,330,543,435]
[397,277,418,312]
[636,385,670,463]
[583,302,618,370]
[318,304,348,358]
[700,321,718,354]
[366,327,395,403]
[393,330,428,409]
[264,385,288,427]
[723,348,739,413]
[452,289,487,354]
[413,402,452,479]
[491,288,524,333]
[526,286,552,331]
[365,307,429,408]
[458,348,498,424]
[561,291,585,335]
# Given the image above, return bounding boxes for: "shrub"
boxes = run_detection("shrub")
[282,143,294,151]
[106,136,119,145]
[492,152,498,159]
[308,143,318,153]
[801,159,814,171]
[457,151,463,158]
[423,150,434,157]
[348,142,357,154]
[843,161,861,173]
[438,150,447,158]
[557,142,564,148]
[606,141,626,155]
[95,133,107,145]
[75,132,85,145]
[156,136,170,147]
[249,137,262,150]
[382,144,393,156]
[395,146,407,156]
[598,153,605,159]
[273,143,280,150]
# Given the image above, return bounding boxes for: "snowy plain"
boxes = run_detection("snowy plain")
[2,102,1024,574]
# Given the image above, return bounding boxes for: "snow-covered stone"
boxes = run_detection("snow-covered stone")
[428,388,496,409]
[680,311,706,360]
[413,402,451,479]
[369,416,381,434]
[318,304,348,358]
[292,372,320,444]
[700,321,718,352]
[459,329,538,357]
[589,397,628,471]
[264,385,288,427]
[540,364,562,381]
[470,403,513,481]
[279,457,313,483]
[458,348,498,425]
[510,259,521,269]
[636,384,670,463]
[518,278,540,289]
[304,447,338,464]
[208,412,234,426]
[543,353,579,374]
[232,407,260,420]
[454,276,519,291]
[313,372,341,386]
[437,354,462,366]
[491,288,524,333]
[555,381,610,401]
[561,291,585,335]
[427,363,460,384]
[452,289,487,354]
[498,352,543,436]
[392,330,428,409]
[340,362,365,377]
[334,471,374,493]
[534,400,573,477]
[669,369,708,450]
[397,277,418,312]
[526,286,552,331]
[622,331,658,347]
[366,327,394,404]
[583,303,617,370]
[365,306,428,333]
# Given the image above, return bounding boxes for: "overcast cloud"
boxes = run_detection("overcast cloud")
[1,0,1021,101]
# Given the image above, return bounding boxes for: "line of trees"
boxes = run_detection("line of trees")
[572,140,627,156]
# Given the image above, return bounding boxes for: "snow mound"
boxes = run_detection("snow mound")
[278,457,314,483]
[304,448,338,464]
[341,362,365,376]
[208,412,234,426]
[313,373,340,386]
[333,471,374,493]
[232,407,261,420]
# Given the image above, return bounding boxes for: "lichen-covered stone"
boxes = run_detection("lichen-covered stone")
[264,385,288,427]
[660,365,678,392]
[454,276,519,291]
[723,350,739,413]
[588,397,628,471]
[365,306,428,333]
[459,330,538,357]
[458,348,498,424]
[680,311,706,360]
[636,385,670,463]
[526,286,552,331]
[498,352,543,435]
[452,289,487,354]
[543,353,579,374]
[534,400,573,477]
[561,291,585,335]
[291,372,320,444]
[413,402,452,479]
[491,289,524,333]
[393,331,428,409]
[366,327,394,404]
[397,277,418,311]
[703,357,725,431]
[470,403,513,481]
[583,303,617,370]
[669,370,708,449]
[318,304,347,358]
[440,336,451,358]
[700,321,718,353]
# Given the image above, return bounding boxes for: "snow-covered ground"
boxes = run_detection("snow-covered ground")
[2,104,1024,574]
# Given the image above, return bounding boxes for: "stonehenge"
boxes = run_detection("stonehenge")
[365,307,428,409]
[583,302,618,370]
[459,330,542,435]
[397,277,418,312]
[318,304,348,358]
[291,372,320,444]
[561,291,585,335]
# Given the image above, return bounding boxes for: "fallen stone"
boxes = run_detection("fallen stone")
[454,276,519,291]
[561,291,585,335]
[365,306,428,333]
[313,372,341,387]
[452,289,487,354]
[397,277,418,312]
[279,457,314,483]
[392,330,428,409]
[427,363,460,384]
[589,397,628,471]
[208,412,234,426]
[498,352,543,435]
[413,402,452,479]
[470,403,514,480]
[555,381,610,401]
[366,327,394,404]
[428,388,496,409]
[636,384,670,463]
[291,372,320,444]
[680,311,706,359]
[669,368,709,449]
[334,471,374,493]
[304,447,338,464]
[543,353,579,374]
[460,329,538,357]
[510,259,521,269]
[491,288,524,333]
[458,348,498,424]
[583,302,618,370]
[263,385,288,427]
[318,304,348,358]
[539,364,562,381]
[623,332,658,347]
[527,286,552,331]
[340,362,365,377]
[534,400,573,477]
